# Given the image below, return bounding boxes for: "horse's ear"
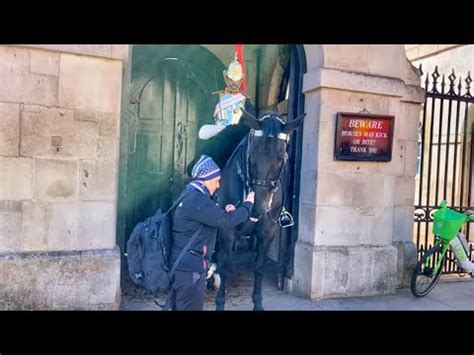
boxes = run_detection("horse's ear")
[241,109,262,130]
[282,113,306,134]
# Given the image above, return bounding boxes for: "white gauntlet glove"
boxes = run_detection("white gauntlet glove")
[206,262,217,279]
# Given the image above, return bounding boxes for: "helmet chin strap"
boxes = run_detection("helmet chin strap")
[223,72,244,93]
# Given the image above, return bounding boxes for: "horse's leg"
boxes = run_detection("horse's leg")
[215,228,234,311]
[277,229,288,290]
[252,223,278,311]
[247,235,255,250]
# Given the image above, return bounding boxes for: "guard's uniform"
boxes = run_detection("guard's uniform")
[197,55,255,168]
[196,92,255,169]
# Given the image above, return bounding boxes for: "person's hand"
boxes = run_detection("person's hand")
[225,204,236,212]
[244,191,255,204]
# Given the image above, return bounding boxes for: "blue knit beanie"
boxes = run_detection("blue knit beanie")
[191,155,221,181]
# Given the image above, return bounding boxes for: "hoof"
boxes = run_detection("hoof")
[253,305,265,311]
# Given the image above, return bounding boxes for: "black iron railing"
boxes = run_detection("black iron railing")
[415,65,474,274]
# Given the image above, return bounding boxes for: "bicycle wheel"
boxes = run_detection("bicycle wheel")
[411,245,444,298]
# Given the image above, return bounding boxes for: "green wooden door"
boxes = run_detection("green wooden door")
[122,53,223,244]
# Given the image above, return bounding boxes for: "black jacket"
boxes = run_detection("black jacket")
[169,189,253,273]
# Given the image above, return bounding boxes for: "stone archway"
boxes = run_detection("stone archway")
[117,45,309,303]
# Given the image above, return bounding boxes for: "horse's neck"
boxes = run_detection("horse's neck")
[217,138,249,206]
[223,134,249,168]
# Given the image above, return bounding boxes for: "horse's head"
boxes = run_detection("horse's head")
[241,109,305,220]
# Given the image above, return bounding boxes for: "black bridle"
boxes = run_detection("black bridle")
[245,126,289,221]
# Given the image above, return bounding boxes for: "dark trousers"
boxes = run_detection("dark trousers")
[169,270,206,311]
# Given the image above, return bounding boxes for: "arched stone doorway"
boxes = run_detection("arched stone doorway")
[117,44,307,299]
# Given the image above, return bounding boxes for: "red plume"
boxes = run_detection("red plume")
[235,44,246,92]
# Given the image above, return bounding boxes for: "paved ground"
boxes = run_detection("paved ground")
[121,247,474,311]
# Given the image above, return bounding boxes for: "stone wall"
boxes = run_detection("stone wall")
[0,44,426,307]
[405,45,461,62]
[0,248,120,310]
[0,45,127,309]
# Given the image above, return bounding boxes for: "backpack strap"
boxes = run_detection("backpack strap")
[164,189,204,278]
[166,190,192,215]
[159,190,204,310]
[168,224,204,279]
[159,224,204,311]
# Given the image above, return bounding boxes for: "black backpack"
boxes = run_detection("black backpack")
[126,191,203,297]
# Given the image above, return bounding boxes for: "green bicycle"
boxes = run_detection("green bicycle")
[411,200,474,298]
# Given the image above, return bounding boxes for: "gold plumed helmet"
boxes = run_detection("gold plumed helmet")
[224,56,244,82]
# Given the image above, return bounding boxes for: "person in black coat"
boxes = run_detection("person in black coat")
[168,155,255,311]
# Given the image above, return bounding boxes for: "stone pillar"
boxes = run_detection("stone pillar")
[292,45,424,299]
[0,45,128,309]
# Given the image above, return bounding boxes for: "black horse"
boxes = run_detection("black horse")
[213,109,304,311]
